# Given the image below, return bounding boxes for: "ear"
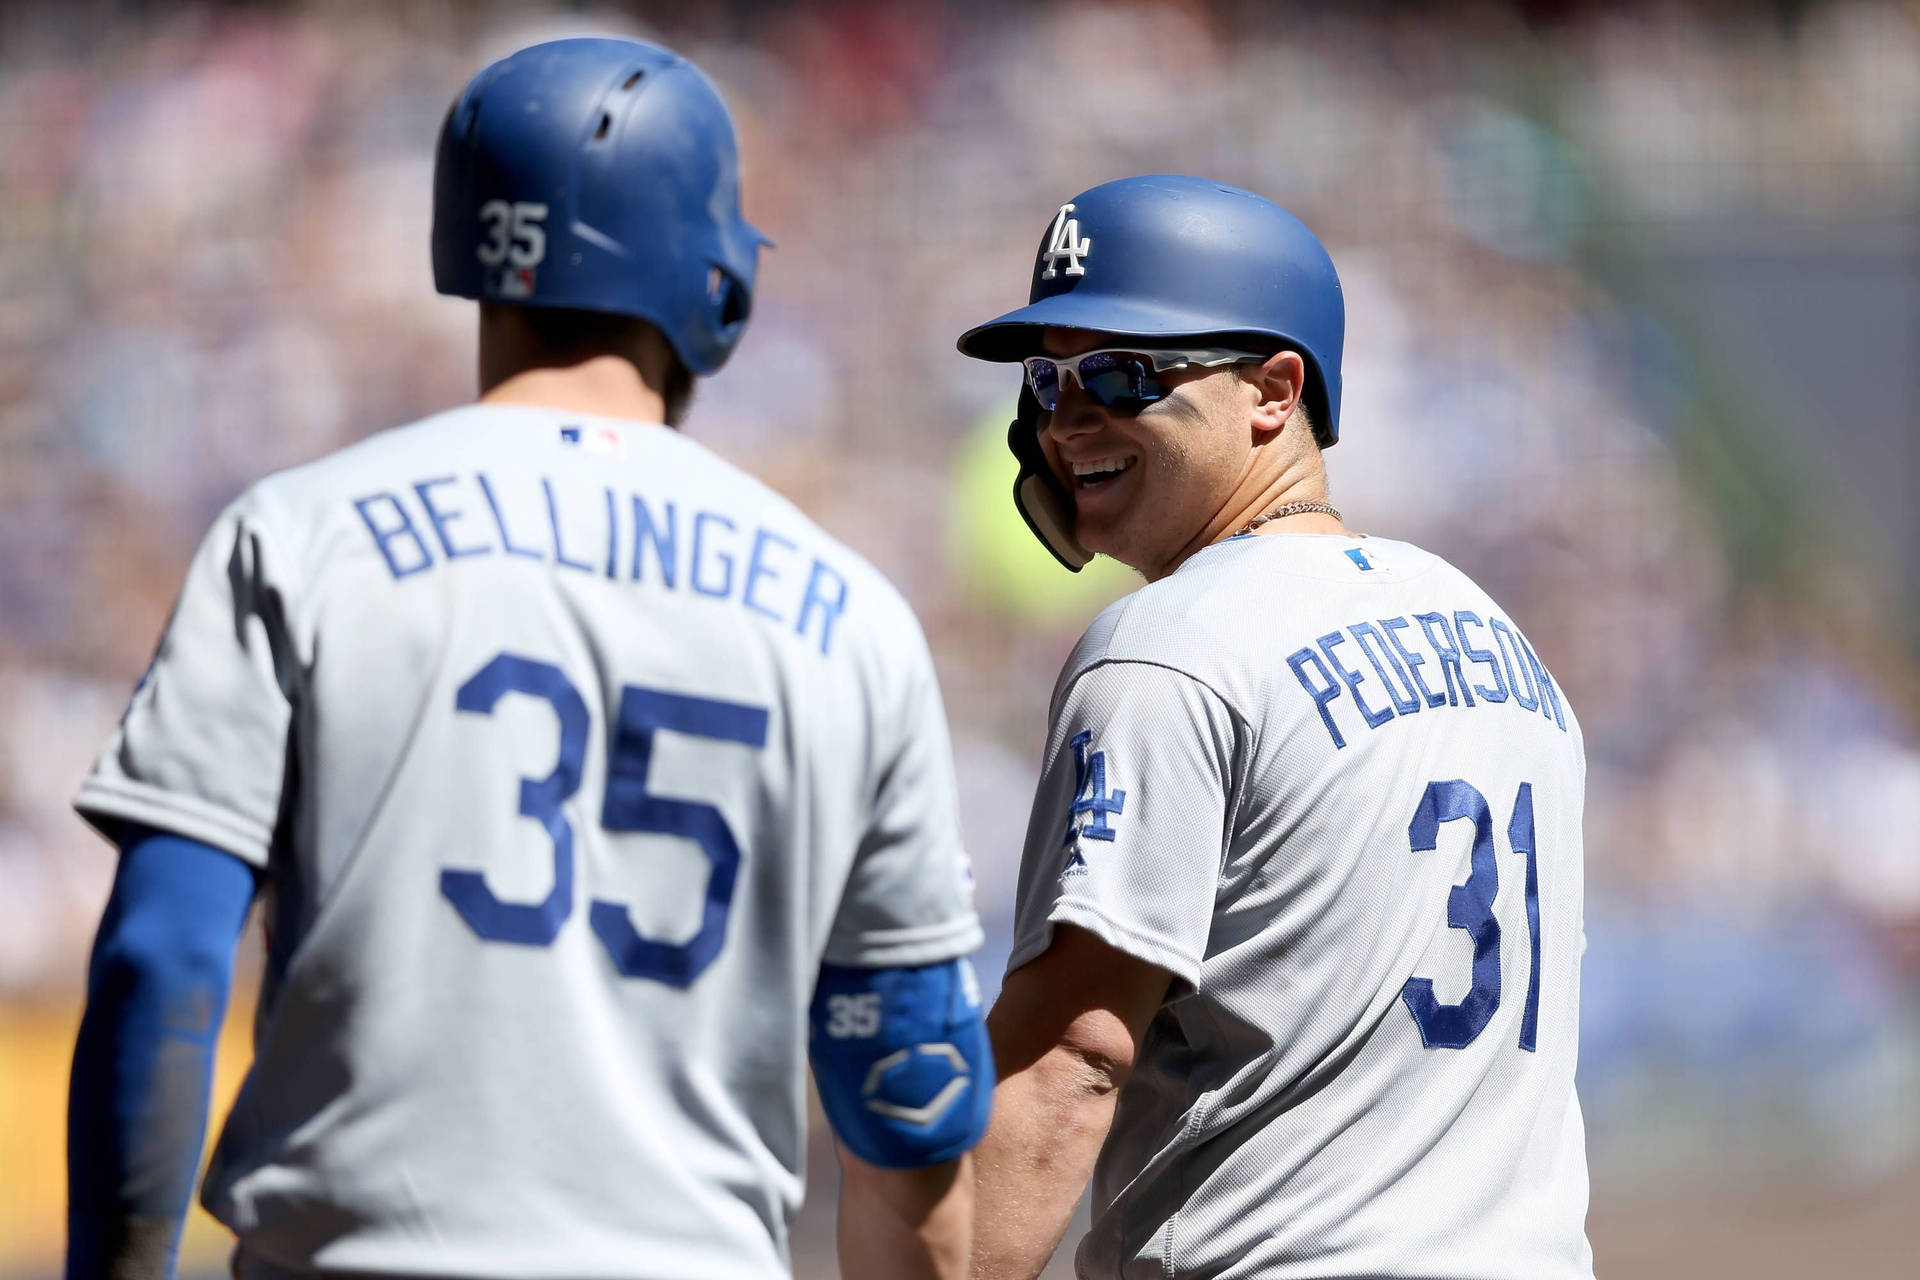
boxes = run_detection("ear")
[1246,350,1306,441]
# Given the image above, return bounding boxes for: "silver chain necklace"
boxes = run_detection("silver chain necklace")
[1228,500,1343,540]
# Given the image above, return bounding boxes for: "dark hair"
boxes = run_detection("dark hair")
[519,305,640,353]
[511,305,697,426]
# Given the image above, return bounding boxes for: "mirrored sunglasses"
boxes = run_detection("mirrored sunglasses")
[1021,346,1267,414]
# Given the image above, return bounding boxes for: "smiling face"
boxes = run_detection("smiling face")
[1035,328,1305,580]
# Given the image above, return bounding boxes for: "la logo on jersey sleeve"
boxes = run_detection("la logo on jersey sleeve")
[1061,729,1125,876]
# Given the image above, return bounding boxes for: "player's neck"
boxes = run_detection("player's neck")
[479,355,668,426]
[1155,455,1345,581]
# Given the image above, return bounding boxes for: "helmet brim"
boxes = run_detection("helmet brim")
[956,292,1263,362]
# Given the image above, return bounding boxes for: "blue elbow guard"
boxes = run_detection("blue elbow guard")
[809,957,994,1169]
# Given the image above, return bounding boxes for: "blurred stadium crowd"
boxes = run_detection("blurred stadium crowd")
[2,0,1918,1258]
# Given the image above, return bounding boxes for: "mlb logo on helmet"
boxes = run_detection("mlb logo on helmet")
[498,266,536,299]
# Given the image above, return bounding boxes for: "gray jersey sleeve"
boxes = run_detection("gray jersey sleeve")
[74,489,300,867]
[1008,660,1237,992]
[823,622,983,969]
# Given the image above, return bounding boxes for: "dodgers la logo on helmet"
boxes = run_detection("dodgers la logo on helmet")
[1040,202,1092,280]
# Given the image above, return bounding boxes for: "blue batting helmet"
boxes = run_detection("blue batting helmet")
[957,175,1345,444]
[432,37,769,375]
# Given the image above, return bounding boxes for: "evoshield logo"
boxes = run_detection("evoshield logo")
[1040,202,1092,279]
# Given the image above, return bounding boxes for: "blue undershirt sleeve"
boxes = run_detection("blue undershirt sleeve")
[67,826,258,1280]
[808,957,994,1169]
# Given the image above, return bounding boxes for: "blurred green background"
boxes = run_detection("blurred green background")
[2,0,1916,1275]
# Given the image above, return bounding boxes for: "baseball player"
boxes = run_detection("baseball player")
[65,38,990,1280]
[956,176,1593,1279]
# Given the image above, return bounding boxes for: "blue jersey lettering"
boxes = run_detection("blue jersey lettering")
[1291,612,1568,745]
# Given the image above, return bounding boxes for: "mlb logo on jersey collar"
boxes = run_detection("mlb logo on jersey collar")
[1338,541,1392,577]
[559,423,625,457]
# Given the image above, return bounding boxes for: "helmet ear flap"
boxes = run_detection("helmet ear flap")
[708,265,751,337]
[1006,385,1091,572]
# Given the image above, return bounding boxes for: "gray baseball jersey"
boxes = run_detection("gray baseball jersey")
[75,404,982,1277]
[1009,534,1591,1279]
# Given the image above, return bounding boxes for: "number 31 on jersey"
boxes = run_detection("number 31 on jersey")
[1401,778,1543,1054]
